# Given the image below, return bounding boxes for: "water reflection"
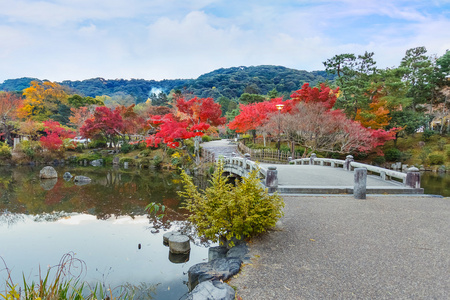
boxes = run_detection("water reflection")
[421,171,450,196]
[0,166,212,300]
[0,165,194,222]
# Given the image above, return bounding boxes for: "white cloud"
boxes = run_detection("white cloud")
[0,0,449,82]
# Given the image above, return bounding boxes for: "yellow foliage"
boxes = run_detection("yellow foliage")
[355,99,391,129]
[18,80,68,120]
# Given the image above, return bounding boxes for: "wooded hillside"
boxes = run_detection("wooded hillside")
[0,65,334,103]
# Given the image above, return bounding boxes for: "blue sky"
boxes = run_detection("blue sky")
[0,0,449,82]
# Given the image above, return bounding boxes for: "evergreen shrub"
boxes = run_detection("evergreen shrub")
[0,142,11,159]
[202,135,212,142]
[422,129,435,142]
[120,142,133,154]
[428,154,444,165]
[179,161,284,247]
[384,148,402,162]
[373,156,386,165]
[88,139,107,148]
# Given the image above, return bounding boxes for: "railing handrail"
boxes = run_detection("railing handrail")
[290,156,409,184]
[226,146,421,189]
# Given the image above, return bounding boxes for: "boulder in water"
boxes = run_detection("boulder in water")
[39,166,58,179]
[74,175,92,185]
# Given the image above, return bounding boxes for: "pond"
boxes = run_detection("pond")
[421,171,450,197]
[0,165,212,299]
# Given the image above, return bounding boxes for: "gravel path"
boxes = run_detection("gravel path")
[229,195,450,300]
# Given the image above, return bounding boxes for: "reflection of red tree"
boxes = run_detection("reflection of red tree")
[163,198,180,209]
[44,180,77,205]
[118,182,137,194]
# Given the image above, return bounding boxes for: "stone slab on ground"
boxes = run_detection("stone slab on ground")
[188,257,242,290]
[186,281,235,300]
[229,195,450,300]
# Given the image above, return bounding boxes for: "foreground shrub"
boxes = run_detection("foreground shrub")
[179,161,284,246]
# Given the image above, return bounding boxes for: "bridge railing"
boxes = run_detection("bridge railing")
[221,156,279,192]
[290,154,420,188]
[221,153,421,191]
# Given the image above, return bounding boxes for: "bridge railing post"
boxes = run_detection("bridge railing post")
[309,153,317,165]
[265,166,278,193]
[354,168,367,199]
[344,155,354,171]
[405,167,420,188]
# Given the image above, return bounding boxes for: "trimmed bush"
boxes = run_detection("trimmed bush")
[201,135,212,142]
[139,149,152,157]
[153,155,162,168]
[280,145,290,152]
[120,142,133,154]
[119,157,135,165]
[422,129,435,142]
[373,156,386,165]
[428,154,444,165]
[384,148,402,162]
[88,139,107,148]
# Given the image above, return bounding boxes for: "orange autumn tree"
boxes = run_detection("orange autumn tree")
[69,107,93,134]
[355,86,391,130]
[355,99,391,129]
[17,81,68,121]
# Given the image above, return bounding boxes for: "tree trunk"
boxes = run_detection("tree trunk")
[194,135,201,165]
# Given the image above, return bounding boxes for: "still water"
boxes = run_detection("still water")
[421,171,450,197]
[0,165,211,299]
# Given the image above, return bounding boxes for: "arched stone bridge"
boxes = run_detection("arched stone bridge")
[221,154,423,194]
[202,140,423,195]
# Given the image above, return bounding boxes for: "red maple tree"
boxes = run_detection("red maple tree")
[230,82,396,155]
[40,120,76,151]
[80,106,124,147]
[145,97,225,163]
[114,104,145,140]
[290,83,339,110]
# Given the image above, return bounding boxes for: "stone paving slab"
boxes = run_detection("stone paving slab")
[229,195,450,300]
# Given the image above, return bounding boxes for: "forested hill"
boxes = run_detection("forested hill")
[0,77,191,103]
[0,65,335,102]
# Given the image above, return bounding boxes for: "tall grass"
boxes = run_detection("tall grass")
[0,252,156,300]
